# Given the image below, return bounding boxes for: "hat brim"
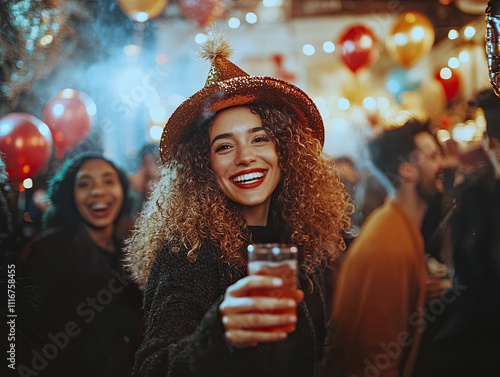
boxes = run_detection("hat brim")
[159,75,324,162]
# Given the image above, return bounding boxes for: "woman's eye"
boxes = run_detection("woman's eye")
[76,182,89,188]
[215,144,231,153]
[253,135,270,143]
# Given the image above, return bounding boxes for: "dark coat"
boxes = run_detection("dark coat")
[413,169,500,377]
[18,226,143,377]
[132,240,327,377]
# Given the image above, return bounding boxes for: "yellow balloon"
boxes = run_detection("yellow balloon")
[385,12,435,68]
[116,0,169,22]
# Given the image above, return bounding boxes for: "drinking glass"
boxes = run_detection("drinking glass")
[247,243,298,332]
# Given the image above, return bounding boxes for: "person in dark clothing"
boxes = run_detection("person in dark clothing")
[124,34,351,377]
[129,142,161,212]
[18,152,143,377]
[412,89,500,376]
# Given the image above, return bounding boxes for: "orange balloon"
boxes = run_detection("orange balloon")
[385,12,435,68]
[116,0,169,22]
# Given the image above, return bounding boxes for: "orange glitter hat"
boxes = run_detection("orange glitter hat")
[159,34,324,162]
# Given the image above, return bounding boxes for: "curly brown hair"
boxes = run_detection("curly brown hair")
[125,104,352,288]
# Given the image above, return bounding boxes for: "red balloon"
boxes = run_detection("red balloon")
[43,89,96,159]
[179,0,224,28]
[435,69,461,101]
[0,113,53,182]
[339,25,379,73]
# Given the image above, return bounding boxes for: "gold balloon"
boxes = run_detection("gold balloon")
[116,0,169,22]
[385,12,435,68]
[486,0,500,97]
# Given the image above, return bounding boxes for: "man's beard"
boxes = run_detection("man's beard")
[416,177,441,204]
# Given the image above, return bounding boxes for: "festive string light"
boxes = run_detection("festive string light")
[464,26,476,38]
[337,98,350,110]
[459,51,469,63]
[363,97,376,110]
[23,178,33,189]
[149,125,163,141]
[448,57,460,69]
[195,33,207,44]
[448,29,459,40]
[246,12,257,24]
[323,41,335,53]
[437,129,451,143]
[303,44,315,56]
[228,17,240,29]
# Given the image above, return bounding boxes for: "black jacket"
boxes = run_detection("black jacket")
[413,169,500,377]
[133,239,327,377]
[18,226,143,377]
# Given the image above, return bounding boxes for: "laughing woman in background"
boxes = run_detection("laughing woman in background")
[19,152,143,377]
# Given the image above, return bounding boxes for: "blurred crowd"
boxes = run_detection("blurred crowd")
[1,87,499,377]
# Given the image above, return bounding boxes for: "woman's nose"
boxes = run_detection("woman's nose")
[90,185,105,196]
[235,145,256,165]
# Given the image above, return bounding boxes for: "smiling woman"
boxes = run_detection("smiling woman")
[124,34,352,377]
[209,106,281,225]
[18,152,143,377]
[73,159,125,248]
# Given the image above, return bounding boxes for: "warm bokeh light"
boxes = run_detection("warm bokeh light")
[411,26,424,40]
[394,32,408,46]
[363,97,376,110]
[448,29,459,40]
[124,44,141,56]
[228,17,240,28]
[440,67,452,80]
[40,35,53,46]
[23,178,33,189]
[323,41,335,53]
[452,123,475,142]
[246,12,257,24]
[459,51,469,62]
[437,129,451,143]
[61,89,75,99]
[156,53,168,65]
[149,125,163,141]
[263,0,281,6]
[405,12,417,23]
[359,35,373,48]
[53,103,64,116]
[337,98,350,110]
[303,44,315,56]
[86,102,97,117]
[195,33,207,44]
[464,26,476,38]
[448,57,460,69]
[136,12,149,22]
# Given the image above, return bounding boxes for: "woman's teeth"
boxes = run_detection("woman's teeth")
[232,171,264,184]
[90,203,109,210]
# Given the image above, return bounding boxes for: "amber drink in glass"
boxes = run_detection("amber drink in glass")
[247,243,298,333]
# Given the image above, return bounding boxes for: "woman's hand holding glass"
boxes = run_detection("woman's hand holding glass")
[219,275,304,348]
